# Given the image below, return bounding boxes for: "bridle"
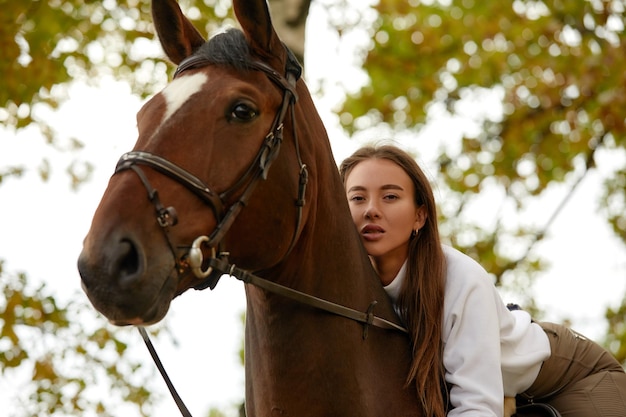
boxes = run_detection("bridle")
[115,49,306,290]
[116,48,407,417]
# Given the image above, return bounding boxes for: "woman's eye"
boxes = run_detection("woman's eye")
[384,194,399,201]
[349,195,364,202]
[229,102,257,121]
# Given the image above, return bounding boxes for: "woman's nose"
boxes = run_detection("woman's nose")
[364,202,381,219]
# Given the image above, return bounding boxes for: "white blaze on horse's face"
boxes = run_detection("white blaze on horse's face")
[159,72,208,127]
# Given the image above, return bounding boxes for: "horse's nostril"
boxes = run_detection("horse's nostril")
[119,240,139,274]
[115,239,142,287]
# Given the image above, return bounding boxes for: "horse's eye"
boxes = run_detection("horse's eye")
[229,102,257,122]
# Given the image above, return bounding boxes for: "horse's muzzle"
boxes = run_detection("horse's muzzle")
[77,236,177,325]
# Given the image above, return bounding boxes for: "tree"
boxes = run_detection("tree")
[338,0,626,323]
[1,0,234,185]
[0,0,231,414]
[3,1,625,415]
[0,1,308,414]
[0,262,158,416]
[1,0,309,138]
[267,0,311,65]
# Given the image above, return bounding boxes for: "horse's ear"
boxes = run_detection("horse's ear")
[152,0,206,64]
[233,0,283,61]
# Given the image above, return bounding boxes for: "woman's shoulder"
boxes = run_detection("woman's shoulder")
[442,245,490,276]
[442,245,495,294]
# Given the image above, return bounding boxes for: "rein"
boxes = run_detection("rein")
[207,254,408,337]
[138,254,408,417]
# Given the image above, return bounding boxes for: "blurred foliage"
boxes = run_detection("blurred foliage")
[0,0,240,194]
[0,165,24,185]
[0,1,289,415]
[2,0,626,415]
[603,167,626,242]
[0,0,233,144]
[606,295,626,364]
[0,261,157,416]
[0,1,231,414]
[339,0,626,314]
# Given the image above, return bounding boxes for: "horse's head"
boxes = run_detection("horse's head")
[78,0,313,325]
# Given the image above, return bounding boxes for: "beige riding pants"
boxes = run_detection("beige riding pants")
[518,321,626,417]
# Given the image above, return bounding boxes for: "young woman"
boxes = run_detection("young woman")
[339,144,626,417]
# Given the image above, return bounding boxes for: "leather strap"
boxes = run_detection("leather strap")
[117,151,225,220]
[207,256,408,338]
[138,327,192,417]
[515,403,562,417]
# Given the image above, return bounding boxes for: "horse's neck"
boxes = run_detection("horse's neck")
[242,156,421,416]
[272,170,390,311]
[243,192,417,415]
[245,164,400,341]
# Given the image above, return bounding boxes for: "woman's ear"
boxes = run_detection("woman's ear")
[414,205,427,231]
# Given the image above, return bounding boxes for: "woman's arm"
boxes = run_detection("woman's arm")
[442,246,505,417]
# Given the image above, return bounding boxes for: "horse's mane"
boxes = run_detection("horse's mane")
[195,28,252,70]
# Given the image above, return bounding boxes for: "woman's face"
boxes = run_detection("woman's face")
[345,158,426,281]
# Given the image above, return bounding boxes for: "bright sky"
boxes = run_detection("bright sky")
[1,2,626,416]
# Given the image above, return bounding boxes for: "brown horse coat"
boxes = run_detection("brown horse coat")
[78,0,425,415]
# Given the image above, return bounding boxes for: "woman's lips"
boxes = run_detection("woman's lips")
[361,224,385,241]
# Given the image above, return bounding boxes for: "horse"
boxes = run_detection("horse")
[77,0,425,415]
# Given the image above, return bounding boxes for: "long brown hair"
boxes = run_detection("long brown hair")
[339,144,447,417]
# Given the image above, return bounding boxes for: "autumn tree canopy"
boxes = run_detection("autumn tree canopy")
[1,1,625,415]
[341,0,626,273]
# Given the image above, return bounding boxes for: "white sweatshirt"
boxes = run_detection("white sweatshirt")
[384,245,551,417]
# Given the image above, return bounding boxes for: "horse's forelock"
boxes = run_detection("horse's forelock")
[196,28,252,71]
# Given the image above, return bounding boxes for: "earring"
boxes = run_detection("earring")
[411,229,418,238]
